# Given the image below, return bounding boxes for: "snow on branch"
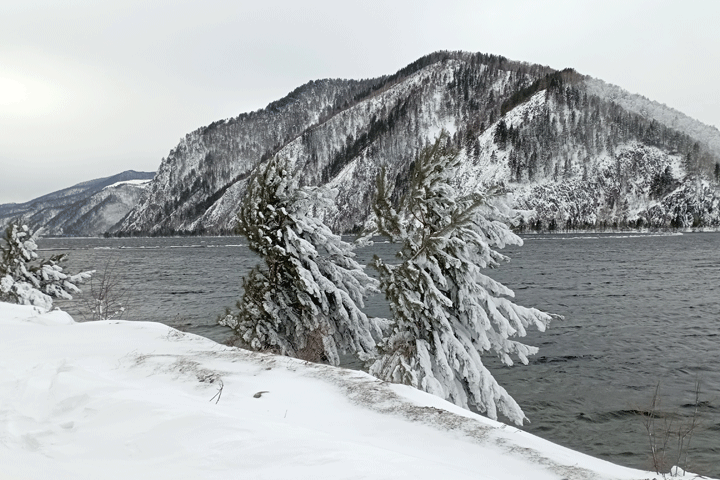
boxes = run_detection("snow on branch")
[369,131,560,425]
[220,156,383,366]
[0,223,93,311]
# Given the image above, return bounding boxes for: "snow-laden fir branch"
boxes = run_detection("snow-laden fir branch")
[219,156,382,365]
[0,223,93,311]
[369,132,559,425]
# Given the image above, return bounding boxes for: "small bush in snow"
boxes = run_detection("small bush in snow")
[80,258,129,321]
[0,223,93,311]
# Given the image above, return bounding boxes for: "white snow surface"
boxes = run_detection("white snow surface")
[0,302,708,480]
[102,179,152,190]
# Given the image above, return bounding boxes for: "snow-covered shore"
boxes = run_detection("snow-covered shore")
[0,302,706,479]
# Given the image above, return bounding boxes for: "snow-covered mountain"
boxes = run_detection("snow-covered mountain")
[114,51,720,235]
[0,171,155,236]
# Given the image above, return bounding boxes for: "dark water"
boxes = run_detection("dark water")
[38,233,720,476]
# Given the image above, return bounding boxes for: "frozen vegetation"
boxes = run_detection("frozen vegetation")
[218,138,557,425]
[0,223,92,311]
[219,155,383,366]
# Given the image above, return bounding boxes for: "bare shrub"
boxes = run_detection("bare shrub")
[80,258,130,321]
[640,380,703,476]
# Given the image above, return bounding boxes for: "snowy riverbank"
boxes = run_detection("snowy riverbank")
[0,302,708,480]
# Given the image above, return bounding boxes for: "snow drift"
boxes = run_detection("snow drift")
[0,302,709,480]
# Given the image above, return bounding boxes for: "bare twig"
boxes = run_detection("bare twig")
[673,379,701,476]
[81,257,130,321]
[642,382,664,474]
[209,379,224,404]
[639,380,704,477]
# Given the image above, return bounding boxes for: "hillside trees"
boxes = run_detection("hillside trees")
[219,156,382,365]
[368,134,555,425]
[0,222,93,311]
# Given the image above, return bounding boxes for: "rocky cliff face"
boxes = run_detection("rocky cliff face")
[0,171,155,236]
[113,51,720,235]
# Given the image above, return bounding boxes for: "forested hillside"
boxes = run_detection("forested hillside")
[112,51,720,235]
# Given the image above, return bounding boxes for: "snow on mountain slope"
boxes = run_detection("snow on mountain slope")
[451,89,717,230]
[2,301,704,480]
[102,179,152,190]
[64,180,151,235]
[454,90,549,193]
[113,51,720,236]
[115,76,397,235]
[585,77,720,157]
[0,171,154,236]
[116,53,546,234]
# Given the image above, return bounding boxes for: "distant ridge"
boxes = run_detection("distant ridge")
[0,170,155,236]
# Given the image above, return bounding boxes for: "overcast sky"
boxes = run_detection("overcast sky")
[1,0,719,204]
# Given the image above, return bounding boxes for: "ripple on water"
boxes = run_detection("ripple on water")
[38,233,720,478]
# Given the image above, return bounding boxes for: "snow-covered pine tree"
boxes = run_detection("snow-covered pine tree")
[0,223,93,311]
[219,156,382,365]
[369,133,556,425]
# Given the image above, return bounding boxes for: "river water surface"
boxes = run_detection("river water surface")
[38,233,720,476]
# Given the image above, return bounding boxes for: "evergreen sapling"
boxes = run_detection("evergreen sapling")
[220,156,382,365]
[369,134,557,425]
[0,223,93,311]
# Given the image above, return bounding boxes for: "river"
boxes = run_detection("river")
[38,232,720,476]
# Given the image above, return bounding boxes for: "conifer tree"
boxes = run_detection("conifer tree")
[369,133,556,425]
[0,222,93,311]
[220,156,382,365]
